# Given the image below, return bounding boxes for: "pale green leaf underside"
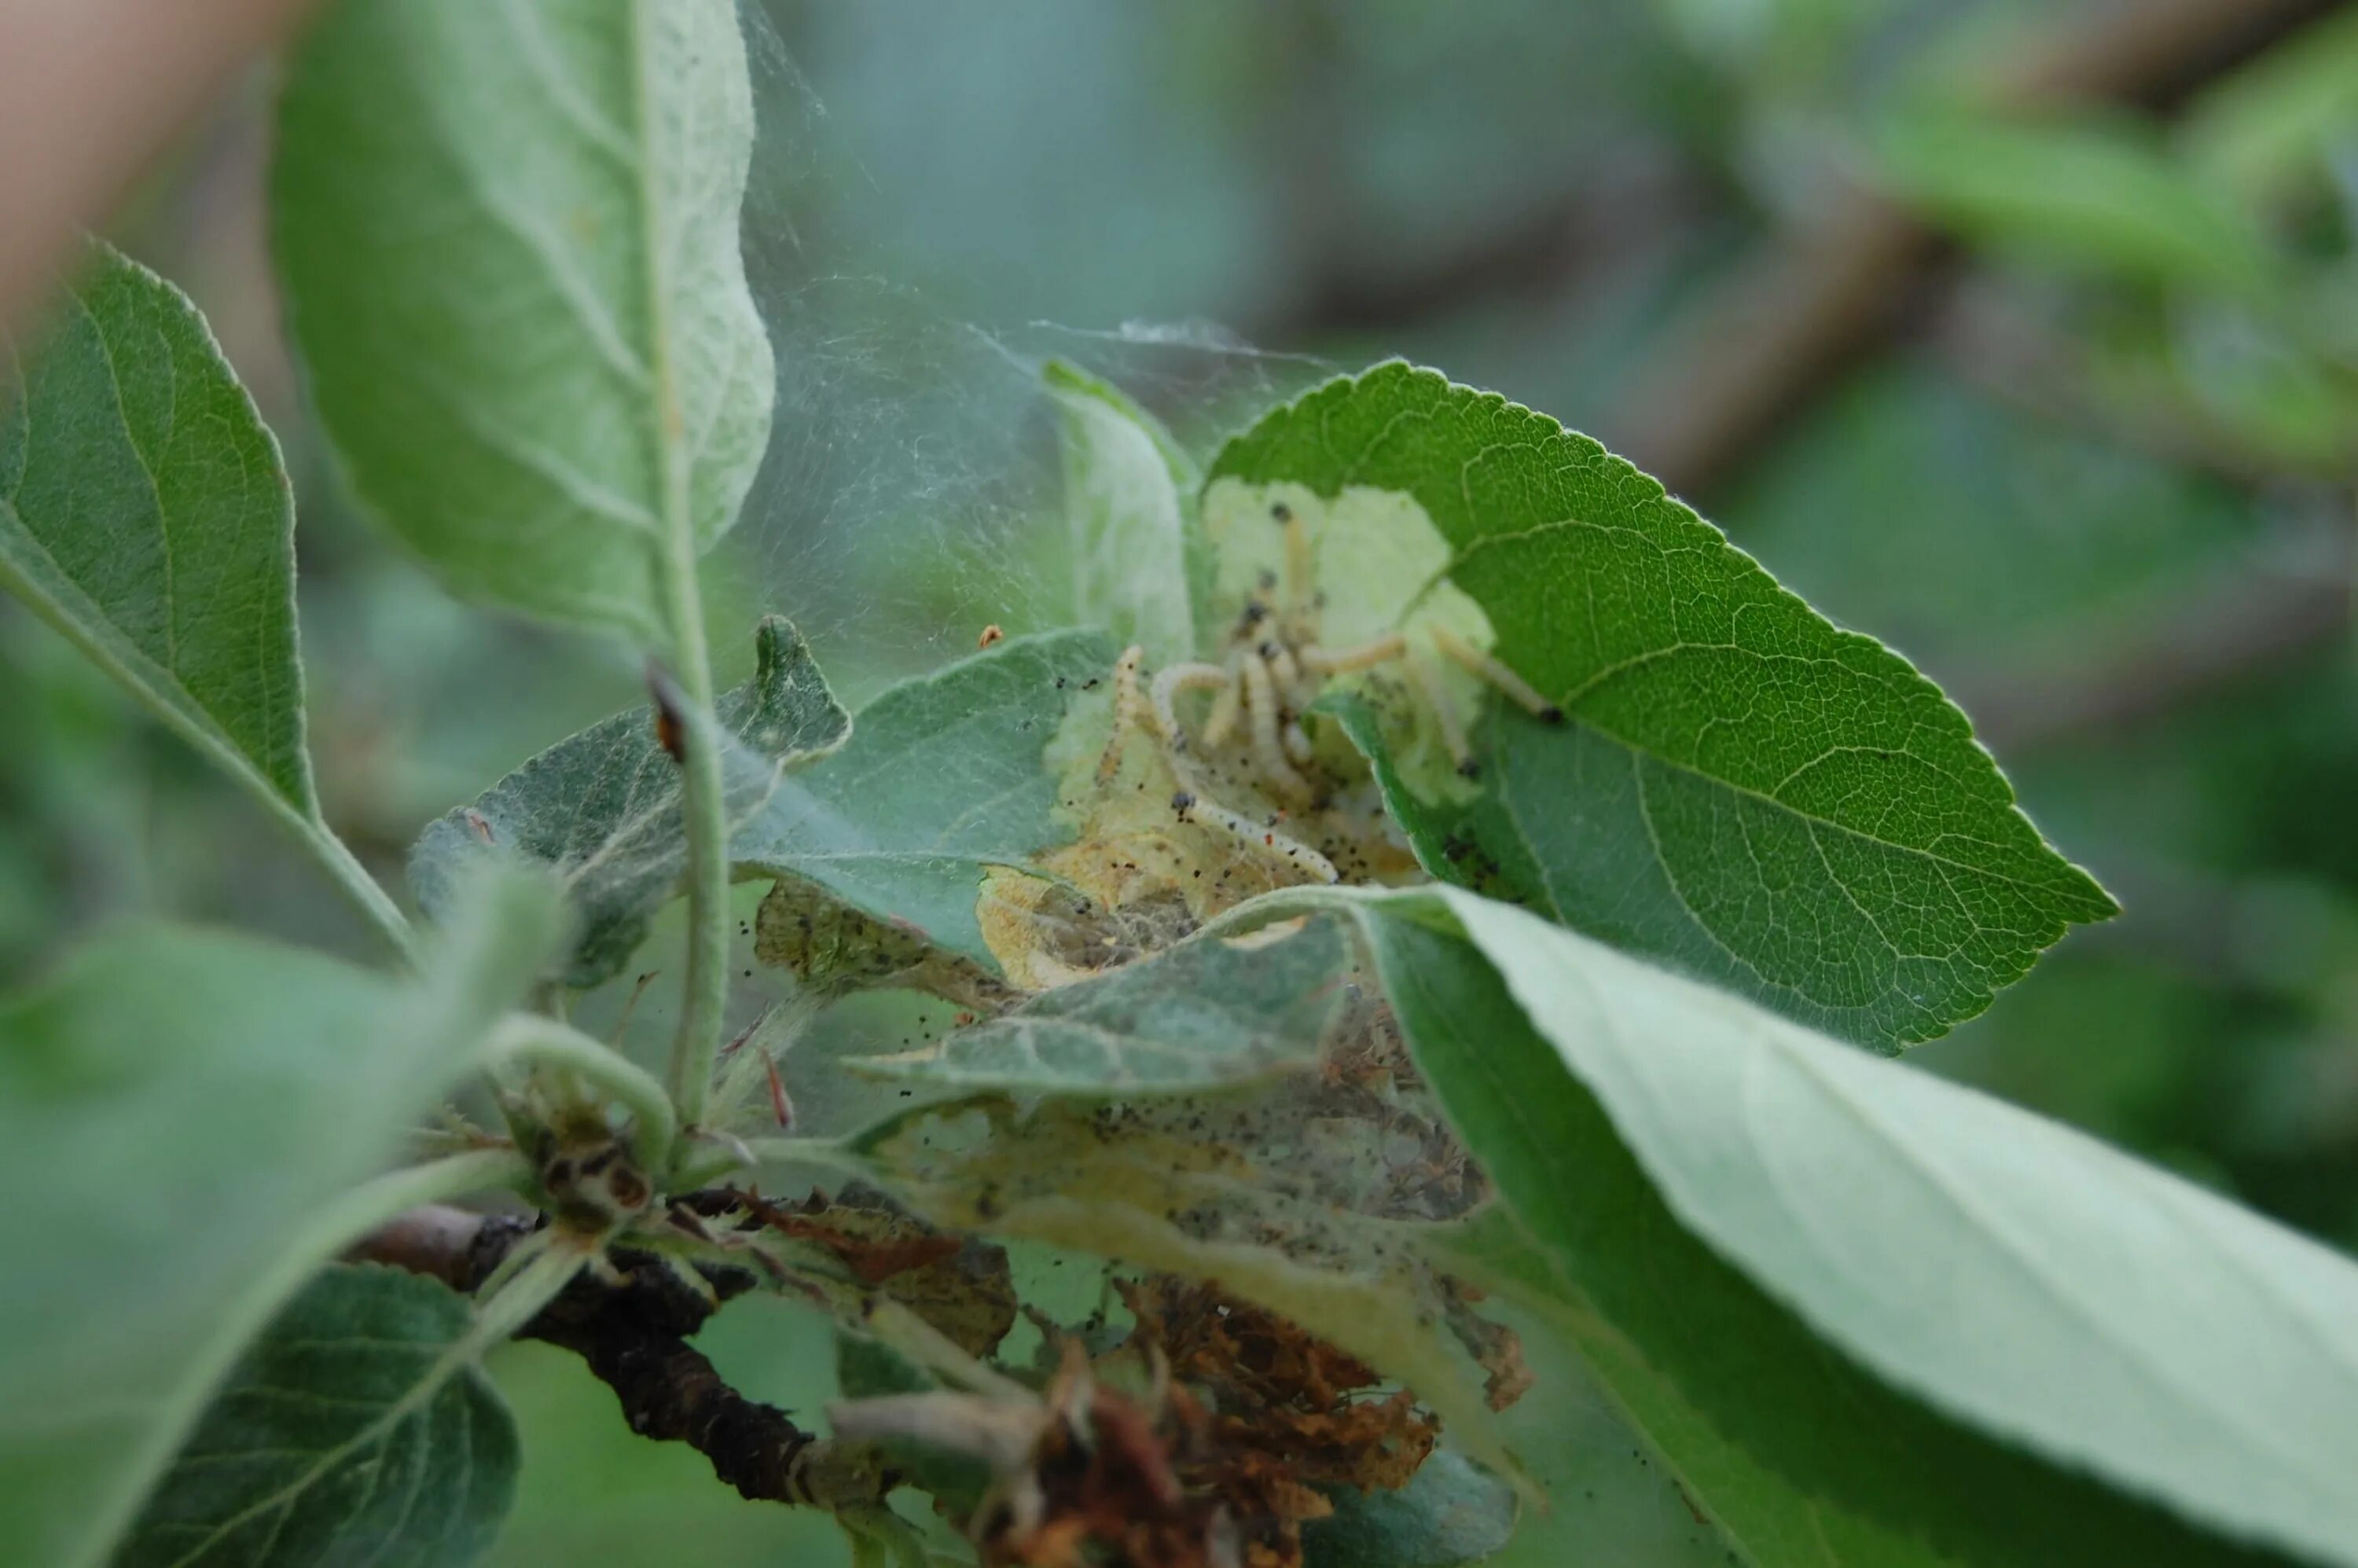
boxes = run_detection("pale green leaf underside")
[418,628,1114,986]
[273,0,772,638]
[1045,358,1199,666]
[858,916,1348,1094]
[1215,362,2114,1047]
[410,616,850,985]
[117,1266,517,1568]
[733,630,1118,973]
[1,244,313,827]
[1299,884,2355,1566]
[0,872,556,1568]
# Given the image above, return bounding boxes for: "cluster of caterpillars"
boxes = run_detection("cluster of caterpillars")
[1096,499,1563,884]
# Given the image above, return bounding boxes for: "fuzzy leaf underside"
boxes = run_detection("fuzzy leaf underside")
[273,0,772,638]
[1218,362,2114,1047]
[733,630,1119,974]
[410,615,850,985]
[1,243,314,826]
[116,1266,518,1568]
[0,872,558,1568]
[1290,884,2358,1567]
[857,916,1349,1094]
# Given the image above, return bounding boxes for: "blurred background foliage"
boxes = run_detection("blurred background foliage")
[6,0,2356,1562]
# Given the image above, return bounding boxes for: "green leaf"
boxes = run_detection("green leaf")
[1211,362,2114,1046]
[0,870,558,1568]
[854,915,1347,1094]
[2184,9,2358,211]
[411,616,850,986]
[116,1265,519,1568]
[1309,884,2353,1566]
[1303,1449,1519,1568]
[419,627,1115,989]
[1875,109,2277,292]
[735,630,1118,973]
[273,0,773,641]
[1045,360,1200,666]
[0,242,406,951]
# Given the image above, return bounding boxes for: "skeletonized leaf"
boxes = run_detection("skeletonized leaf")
[1045,358,1199,666]
[1214,362,2114,1046]
[850,997,1533,1496]
[274,0,773,639]
[410,615,849,984]
[1283,883,2353,1566]
[0,869,559,1568]
[116,1266,518,1568]
[854,916,1347,1094]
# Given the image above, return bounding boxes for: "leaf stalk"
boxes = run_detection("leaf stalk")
[490,1012,679,1175]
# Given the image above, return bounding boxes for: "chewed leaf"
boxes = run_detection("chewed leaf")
[854,916,1349,1094]
[410,616,849,986]
[734,630,1118,975]
[754,873,1006,1008]
[1046,359,1199,666]
[117,1265,517,1568]
[1213,362,2115,1047]
[851,969,1533,1500]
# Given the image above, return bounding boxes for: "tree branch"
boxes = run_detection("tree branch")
[1613,0,2351,499]
[351,1203,889,1512]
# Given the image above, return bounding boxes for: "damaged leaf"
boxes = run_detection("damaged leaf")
[695,1185,1019,1361]
[832,1275,1482,1568]
[410,616,849,985]
[854,916,1350,1095]
[847,977,1533,1507]
[1213,362,2114,1047]
[738,630,1118,977]
[754,873,1008,1009]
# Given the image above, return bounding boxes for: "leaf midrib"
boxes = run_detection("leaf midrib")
[155,1334,473,1568]
[1380,501,2092,905]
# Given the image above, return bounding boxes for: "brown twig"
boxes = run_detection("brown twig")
[351,1204,888,1512]
[1614,0,2351,499]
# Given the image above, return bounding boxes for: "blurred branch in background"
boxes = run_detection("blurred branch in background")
[1953,514,2352,753]
[1614,0,2352,499]
[1930,283,2356,490]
